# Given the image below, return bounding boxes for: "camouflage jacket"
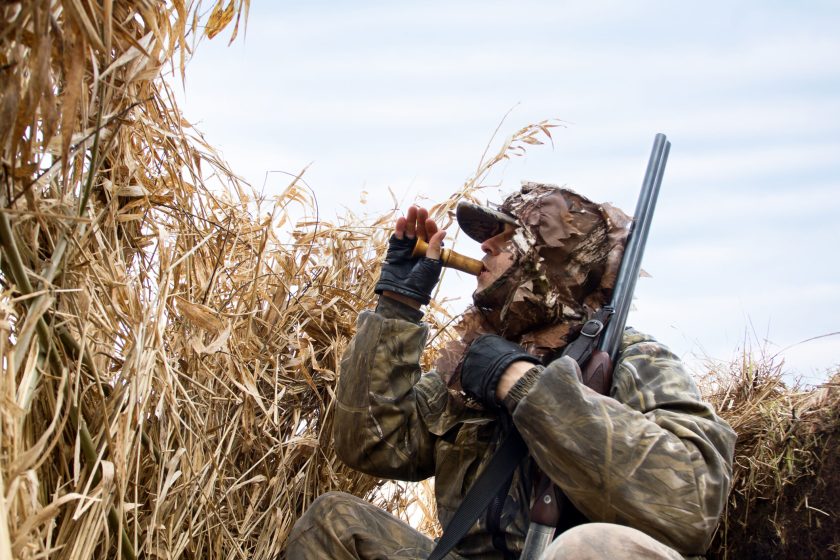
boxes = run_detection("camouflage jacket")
[334,302,736,559]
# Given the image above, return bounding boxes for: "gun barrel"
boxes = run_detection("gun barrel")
[412,238,484,276]
[600,133,671,363]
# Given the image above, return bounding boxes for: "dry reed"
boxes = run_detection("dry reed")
[0,1,391,556]
[704,354,839,559]
[0,2,557,557]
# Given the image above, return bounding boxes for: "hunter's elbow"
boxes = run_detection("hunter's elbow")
[332,412,363,469]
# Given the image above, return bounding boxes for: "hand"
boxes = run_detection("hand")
[460,334,541,410]
[375,206,447,307]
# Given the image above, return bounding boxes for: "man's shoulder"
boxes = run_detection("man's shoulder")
[619,327,669,355]
[617,327,686,371]
[613,327,703,408]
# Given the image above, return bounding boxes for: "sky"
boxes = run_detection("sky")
[174,0,840,382]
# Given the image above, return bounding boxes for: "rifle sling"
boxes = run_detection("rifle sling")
[426,310,612,560]
[561,307,613,363]
[427,430,527,560]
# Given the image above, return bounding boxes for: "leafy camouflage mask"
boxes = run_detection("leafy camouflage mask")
[472,182,631,343]
[436,182,631,389]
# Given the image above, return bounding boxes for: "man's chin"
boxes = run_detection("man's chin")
[472,282,504,309]
[471,286,485,307]
[473,265,518,309]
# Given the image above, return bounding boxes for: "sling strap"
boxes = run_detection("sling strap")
[427,430,527,560]
[560,307,613,365]
[427,310,613,560]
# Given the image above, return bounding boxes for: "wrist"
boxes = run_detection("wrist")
[376,295,424,322]
[381,290,423,309]
[495,360,539,401]
[501,365,544,412]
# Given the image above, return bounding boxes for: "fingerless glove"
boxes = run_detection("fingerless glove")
[374,235,442,306]
[461,334,541,409]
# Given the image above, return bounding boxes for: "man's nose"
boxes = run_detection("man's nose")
[480,240,495,255]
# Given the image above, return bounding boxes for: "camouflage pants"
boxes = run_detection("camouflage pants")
[285,491,460,560]
[286,492,683,560]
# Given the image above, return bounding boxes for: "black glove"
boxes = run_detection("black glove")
[460,334,541,409]
[374,234,442,306]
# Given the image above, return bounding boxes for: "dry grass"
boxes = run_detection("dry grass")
[0,2,557,557]
[0,2,393,557]
[704,353,839,559]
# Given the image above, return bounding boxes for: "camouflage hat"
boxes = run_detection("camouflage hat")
[456,201,520,243]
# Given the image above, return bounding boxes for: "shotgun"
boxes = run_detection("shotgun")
[519,133,671,559]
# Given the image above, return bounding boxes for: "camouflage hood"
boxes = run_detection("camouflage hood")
[438,182,631,379]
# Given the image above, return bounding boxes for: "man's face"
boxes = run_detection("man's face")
[476,224,517,292]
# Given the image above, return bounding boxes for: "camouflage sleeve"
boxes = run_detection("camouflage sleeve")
[511,329,736,555]
[332,309,439,481]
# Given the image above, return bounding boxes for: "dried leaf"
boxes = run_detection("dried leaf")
[176,297,224,331]
[205,0,236,39]
[61,25,85,187]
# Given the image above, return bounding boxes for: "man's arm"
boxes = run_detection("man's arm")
[508,329,736,555]
[333,298,440,481]
[333,206,447,481]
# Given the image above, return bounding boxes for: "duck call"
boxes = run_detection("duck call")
[412,238,483,276]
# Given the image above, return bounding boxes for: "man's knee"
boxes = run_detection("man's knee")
[541,523,683,560]
[303,492,350,519]
[287,491,357,553]
[291,491,355,534]
[286,491,434,560]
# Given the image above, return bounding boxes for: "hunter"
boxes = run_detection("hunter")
[286,183,736,559]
